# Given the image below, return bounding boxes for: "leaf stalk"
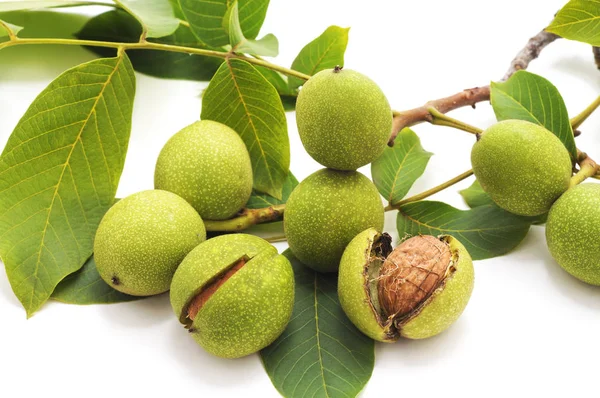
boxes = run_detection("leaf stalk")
[427,107,483,135]
[571,153,600,187]
[0,37,311,81]
[385,169,474,211]
[570,95,600,130]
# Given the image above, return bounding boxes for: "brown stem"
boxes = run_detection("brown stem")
[388,87,490,145]
[388,29,560,146]
[502,31,560,81]
[204,205,285,232]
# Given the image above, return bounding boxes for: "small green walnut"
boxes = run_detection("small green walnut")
[546,183,600,285]
[154,120,253,220]
[94,190,206,296]
[338,228,474,341]
[295,67,393,171]
[170,234,294,359]
[284,169,384,273]
[471,119,572,216]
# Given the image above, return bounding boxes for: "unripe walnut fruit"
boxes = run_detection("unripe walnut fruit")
[154,120,253,220]
[284,169,384,273]
[471,119,572,216]
[170,234,294,359]
[546,183,600,285]
[295,67,393,170]
[94,190,206,296]
[338,228,474,341]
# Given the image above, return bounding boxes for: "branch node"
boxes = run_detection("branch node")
[388,29,561,146]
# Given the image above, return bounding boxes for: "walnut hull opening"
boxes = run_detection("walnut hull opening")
[366,235,457,334]
[184,256,249,326]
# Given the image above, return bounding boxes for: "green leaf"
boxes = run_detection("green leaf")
[255,66,298,110]
[397,201,531,260]
[547,0,600,46]
[201,59,290,199]
[288,25,349,89]
[0,10,89,40]
[490,71,577,160]
[459,180,495,208]
[244,220,284,241]
[246,172,297,209]
[0,19,22,38]
[52,256,140,304]
[180,0,270,47]
[459,180,548,225]
[371,128,433,204]
[0,54,136,316]
[168,0,185,18]
[115,0,180,39]
[79,10,222,81]
[261,250,374,398]
[223,0,278,56]
[0,1,101,12]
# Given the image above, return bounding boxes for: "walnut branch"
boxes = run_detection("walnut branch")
[389,87,490,145]
[388,29,561,145]
[203,205,285,232]
[502,31,560,80]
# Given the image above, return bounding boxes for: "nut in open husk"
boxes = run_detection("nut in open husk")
[338,228,474,341]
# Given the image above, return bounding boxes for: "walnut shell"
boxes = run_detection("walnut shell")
[338,228,474,342]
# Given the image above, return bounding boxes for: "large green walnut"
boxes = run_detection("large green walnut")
[338,228,474,341]
[284,169,384,273]
[170,234,294,359]
[471,119,572,216]
[94,190,206,296]
[546,183,600,285]
[155,120,253,220]
[295,67,392,170]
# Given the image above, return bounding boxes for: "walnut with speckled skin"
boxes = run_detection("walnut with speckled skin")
[170,234,294,359]
[546,184,600,285]
[284,169,385,273]
[296,67,392,171]
[471,119,572,216]
[338,228,474,341]
[94,190,206,296]
[155,120,253,221]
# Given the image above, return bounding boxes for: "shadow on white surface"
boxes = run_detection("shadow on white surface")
[374,318,467,367]
[539,239,600,310]
[552,56,600,92]
[97,293,174,328]
[166,321,266,387]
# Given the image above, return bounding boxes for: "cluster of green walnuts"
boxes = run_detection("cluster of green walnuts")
[471,120,600,286]
[92,66,599,360]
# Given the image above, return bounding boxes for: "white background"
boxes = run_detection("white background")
[1,1,600,397]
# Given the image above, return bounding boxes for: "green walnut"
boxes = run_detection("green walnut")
[284,169,384,273]
[170,234,294,359]
[471,119,572,216]
[546,183,600,285]
[338,228,474,341]
[94,190,206,296]
[295,66,392,170]
[155,120,253,220]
